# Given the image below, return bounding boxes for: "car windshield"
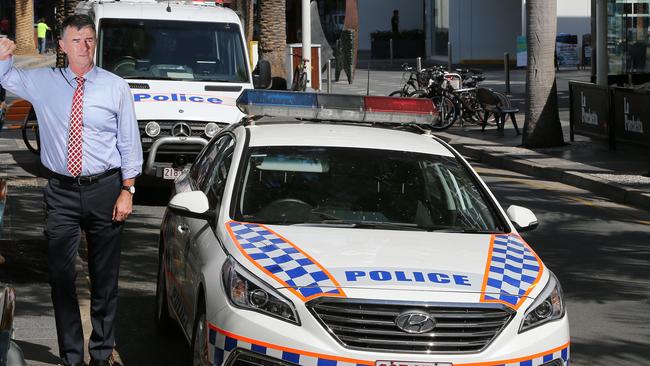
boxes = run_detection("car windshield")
[234,146,505,232]
[97,19,249,82]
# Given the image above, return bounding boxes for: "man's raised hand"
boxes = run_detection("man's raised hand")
[0,37,16,61]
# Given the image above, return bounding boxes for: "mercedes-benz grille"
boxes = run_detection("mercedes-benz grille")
[307,298,514,353]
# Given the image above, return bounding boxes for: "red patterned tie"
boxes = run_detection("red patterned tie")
[67,76,84,177]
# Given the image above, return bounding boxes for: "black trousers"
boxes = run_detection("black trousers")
[43,171,123,364]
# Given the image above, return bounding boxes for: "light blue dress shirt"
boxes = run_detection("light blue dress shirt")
[0,58,143,179]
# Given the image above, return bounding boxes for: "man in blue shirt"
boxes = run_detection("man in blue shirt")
[0,15,142,366]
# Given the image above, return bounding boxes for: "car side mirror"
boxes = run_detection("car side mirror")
[506,205,538,232]
[168,191,215,220]
[253,60,272,89]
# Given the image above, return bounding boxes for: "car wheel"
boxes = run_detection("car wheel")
[155,242,173,334]
[191,299,209,366]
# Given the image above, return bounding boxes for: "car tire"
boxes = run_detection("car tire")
[155,241,173,334]
[190,298,209,366]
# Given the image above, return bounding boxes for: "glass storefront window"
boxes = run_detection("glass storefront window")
[434,0,449,55]
[608,0,650,74]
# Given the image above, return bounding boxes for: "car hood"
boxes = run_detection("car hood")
[223,221,546,309]
[128,80,247,123]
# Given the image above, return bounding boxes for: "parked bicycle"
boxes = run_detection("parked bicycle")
[21,107,39,155]
[389,63,427,97]
[291,59,309,92]
[389,64,496,130]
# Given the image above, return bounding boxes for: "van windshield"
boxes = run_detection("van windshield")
[97,19,250,83]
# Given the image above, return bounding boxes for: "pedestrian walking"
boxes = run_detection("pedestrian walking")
[37,18,51,54]
[0,14,142,366]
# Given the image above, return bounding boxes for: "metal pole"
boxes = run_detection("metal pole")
[504,52,511,95]
[596,0,608,86]
[327,59,332,93]
[302,0,312,89]
[447,41,452,71]
[367,61,371,96]
[389,38,394,65]
[416,57,422,72]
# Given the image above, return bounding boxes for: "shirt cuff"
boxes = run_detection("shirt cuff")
[121,167,142,181]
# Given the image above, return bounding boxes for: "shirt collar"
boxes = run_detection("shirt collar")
[64,65,98,84]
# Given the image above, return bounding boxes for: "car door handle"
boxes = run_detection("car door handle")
[177,224,190,235]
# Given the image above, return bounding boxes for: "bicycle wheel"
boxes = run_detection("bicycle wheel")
[429,95,458,130]
[389,90,410,97]
[21,108,40,155]
[298,72,307,91]
[291,67,304,91]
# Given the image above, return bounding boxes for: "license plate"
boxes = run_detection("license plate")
[376,362,452,366]
[163,167,182,180]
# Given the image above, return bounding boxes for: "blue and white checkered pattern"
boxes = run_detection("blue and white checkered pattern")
[227,221,345,300]
[208,324,569,366]
[482,234,542,308]
[208,326,369,366]
[504,345,570,366]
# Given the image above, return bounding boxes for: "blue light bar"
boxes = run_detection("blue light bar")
[236,89,439,126]
[237,90,318,119]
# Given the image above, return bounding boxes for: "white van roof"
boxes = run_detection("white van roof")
[83,0,241,23]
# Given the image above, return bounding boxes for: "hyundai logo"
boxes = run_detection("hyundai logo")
[395,311,436,334]
[171,122,191,137]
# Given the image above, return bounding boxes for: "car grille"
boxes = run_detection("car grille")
[139,120,209,139]
[307,298,514,354]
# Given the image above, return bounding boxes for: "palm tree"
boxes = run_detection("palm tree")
[258,0,286,88]
[55,0,78,67]
[232,0,254,42]
[522,0,564,148]
[14,0,36,55]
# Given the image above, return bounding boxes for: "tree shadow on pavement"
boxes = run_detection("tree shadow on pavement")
[13,339,61,365]
[483,170,650,365]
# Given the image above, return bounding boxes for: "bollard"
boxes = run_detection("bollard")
[327,59,332,93]
[504,52,511,95]
[367,61,371,96]
[447,41,452,71]
[416,57,422,73]
[389,38,394,65]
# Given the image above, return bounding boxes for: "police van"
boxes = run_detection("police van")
[76,0,271,181]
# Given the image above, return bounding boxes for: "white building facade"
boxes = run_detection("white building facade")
[358,0,591,64]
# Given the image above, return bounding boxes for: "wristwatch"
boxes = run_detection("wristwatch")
[122,185,135,195]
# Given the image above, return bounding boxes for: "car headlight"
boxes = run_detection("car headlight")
[519,271,565,332]
[222,257,300,325]
[145,121,161,137]
[204,123,220,138]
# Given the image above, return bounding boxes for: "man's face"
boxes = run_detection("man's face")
[59,26,96,70]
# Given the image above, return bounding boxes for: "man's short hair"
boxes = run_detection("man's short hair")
[61,14,95,38]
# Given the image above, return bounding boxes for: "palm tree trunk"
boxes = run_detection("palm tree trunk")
[244,0,254,43]
[522,0,564,148]
[55,0,66,67]
[14,0,36,55]
[259,0,286,88]
[232,0,254,42]
[55,0,78,67]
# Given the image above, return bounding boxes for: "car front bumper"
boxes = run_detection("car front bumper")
[208,303,570,366]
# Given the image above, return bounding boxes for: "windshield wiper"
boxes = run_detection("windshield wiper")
[426,228,505,234]
[121,75,174,80]
[312,220,427,231]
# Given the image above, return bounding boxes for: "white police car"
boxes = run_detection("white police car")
[157,90,570,366]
